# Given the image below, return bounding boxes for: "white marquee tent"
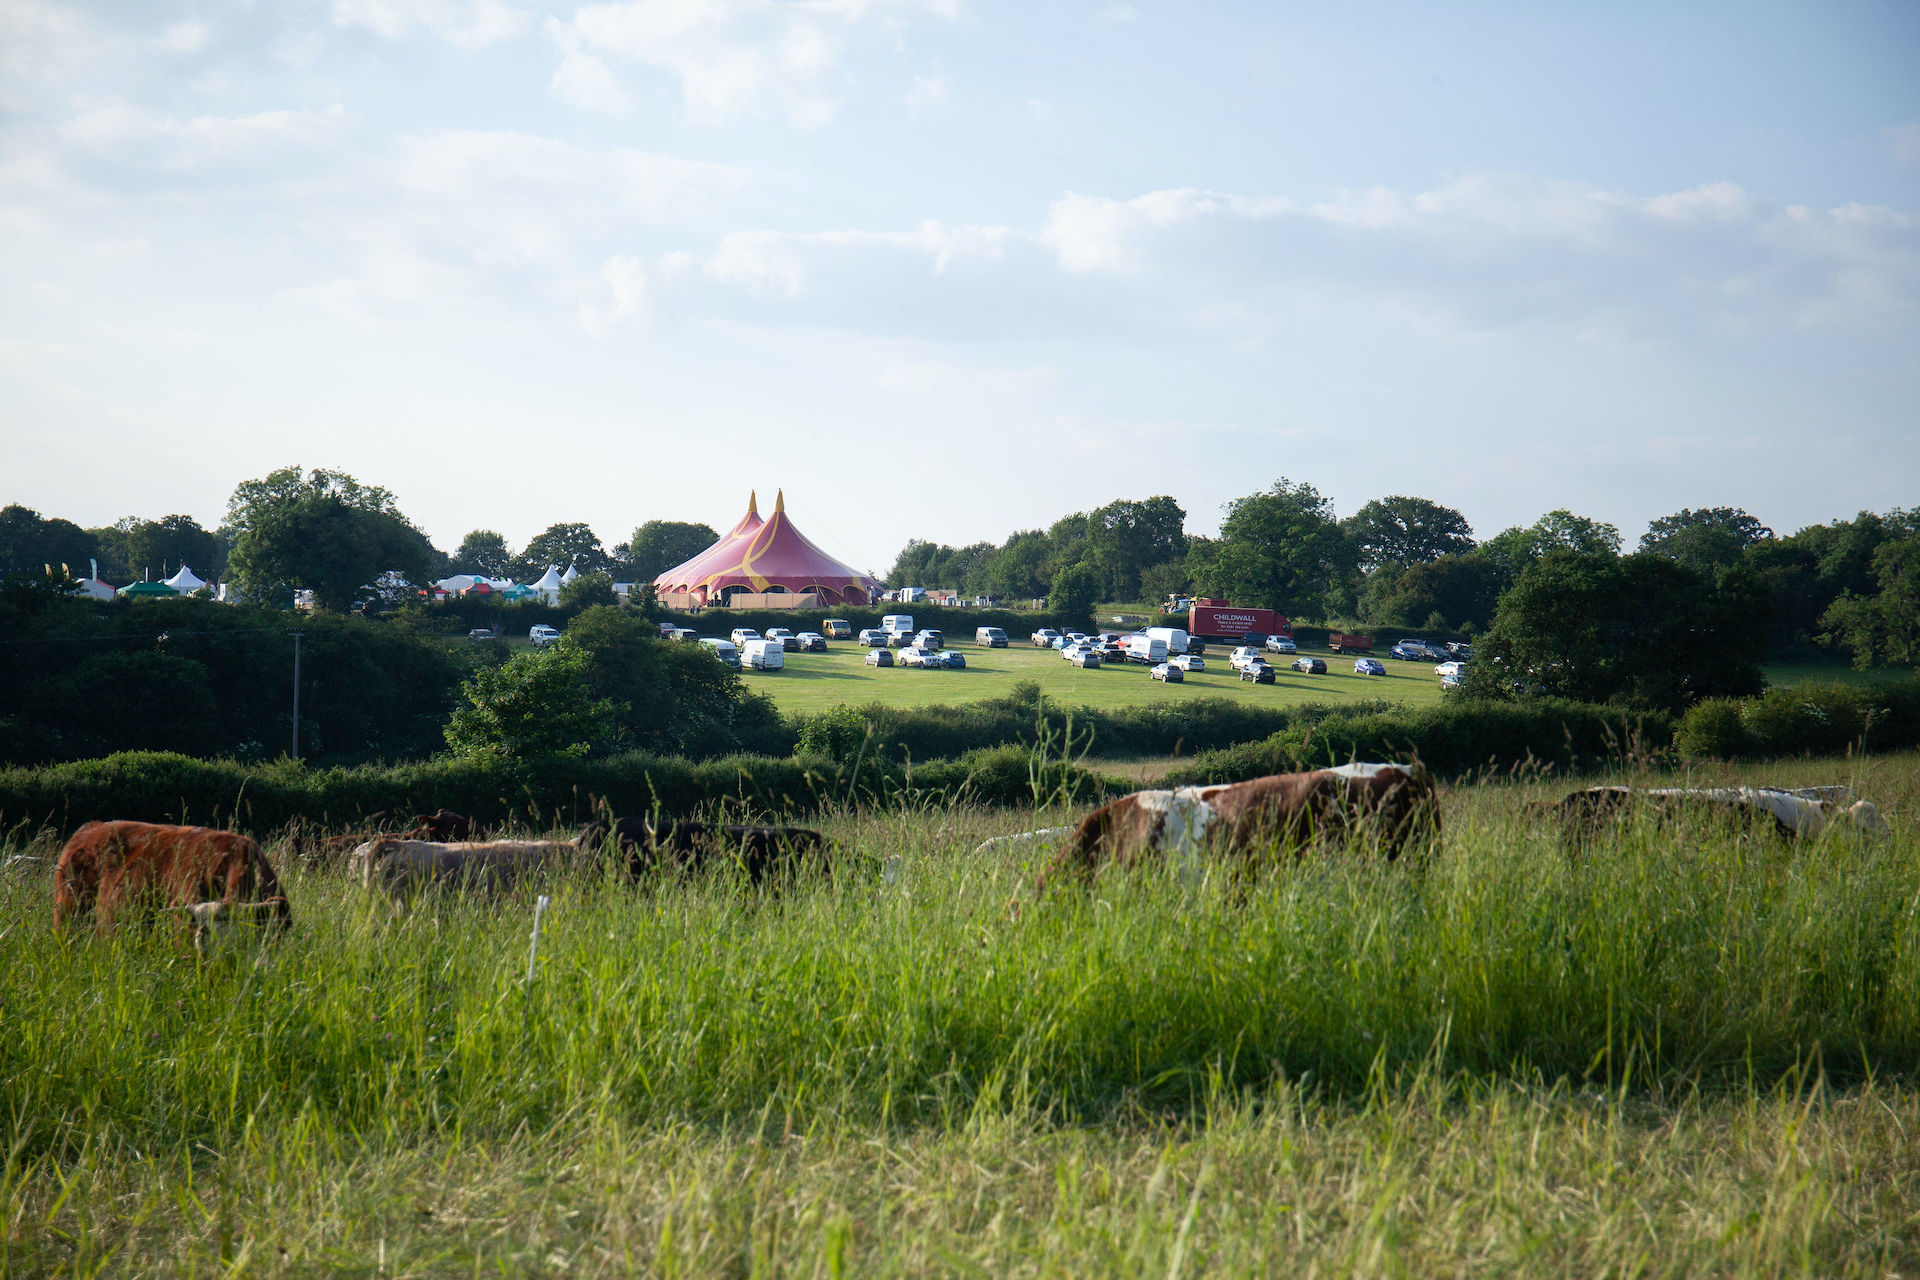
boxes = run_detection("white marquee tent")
[163,564,206,594]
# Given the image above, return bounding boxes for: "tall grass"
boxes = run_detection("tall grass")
[3,755,1917,1274]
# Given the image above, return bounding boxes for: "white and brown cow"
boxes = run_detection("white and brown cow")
[1034,762,1440,887]
[1545,785,1888,845]
[354,833,597,908]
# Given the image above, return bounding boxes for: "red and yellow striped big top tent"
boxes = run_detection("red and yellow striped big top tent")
[653,490,879,606]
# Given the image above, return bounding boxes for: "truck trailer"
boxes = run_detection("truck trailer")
[1186,599,1291,643]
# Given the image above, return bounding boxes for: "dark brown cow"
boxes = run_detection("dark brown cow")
[291,809,485,865]
[54,821,292,941]
[580,818,830,885]
[1040,763,1439,886]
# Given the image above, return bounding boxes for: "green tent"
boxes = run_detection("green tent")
[118,581,180,599]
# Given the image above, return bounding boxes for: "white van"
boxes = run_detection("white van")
[1125,635,1169,665]
[1144,626,1189,656]
[975,626,1008,647]
[898,587,927,603]
[740,638,785,671]
[882,614,915,638]
[699,638,739,667]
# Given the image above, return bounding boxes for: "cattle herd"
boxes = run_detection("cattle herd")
[39,767,1890,954]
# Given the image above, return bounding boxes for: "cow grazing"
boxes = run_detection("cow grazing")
[356,835,590,906]
[54,820,292,939]
[291,809,484,865]
[579,817,830,885]
[1544,785,1888,846]
[1041,762,1440,887]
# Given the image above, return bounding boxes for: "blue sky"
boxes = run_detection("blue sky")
[3,0,1916,575]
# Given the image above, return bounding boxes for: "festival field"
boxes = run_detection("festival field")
[5,753,1917,1276]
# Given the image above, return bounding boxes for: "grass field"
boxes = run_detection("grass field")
[5,753,1918,1275]
[740,638,1451,715]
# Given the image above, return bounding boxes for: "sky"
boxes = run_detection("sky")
[3,0,1917,578]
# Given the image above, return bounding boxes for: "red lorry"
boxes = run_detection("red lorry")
[1186,599,1292,642]
[1329,632,1375,654]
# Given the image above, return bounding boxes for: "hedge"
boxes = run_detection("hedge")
[1675,677,1920,761]
[0,746,1120,841]
[789,684,1399,764]
[1162,699,1675,786]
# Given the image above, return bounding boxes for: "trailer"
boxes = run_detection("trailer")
[1329,632,1375,654]
[1186,599,1291,642]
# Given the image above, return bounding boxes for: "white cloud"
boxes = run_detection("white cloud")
[546,0,961,124]
[1888,122,1920,167]
[702,218,1014,296]
[1043,188,1288,272]
[332,0,530,48]
[547,21,634,115]
[905,73,947,113]
[61,103,352,168]
[159,19,210,54]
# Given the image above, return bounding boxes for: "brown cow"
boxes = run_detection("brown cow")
[579,818,830,885]
[1041,762,1439,886]
[54,821,292,940]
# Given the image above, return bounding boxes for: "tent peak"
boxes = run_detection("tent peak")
[774,488,785,515]
[747,490,758,517]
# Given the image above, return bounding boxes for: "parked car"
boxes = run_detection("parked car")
[1435,660,1467,678]
[700,638,740,667]
[1354,657,1387,676]
[822,619,853,639]
[915,629,944,650]
[900,647,941,667]
[730,627,761,647]
[528,624,559,648]
[765,628,800,651]
[1066,648,1103,668]
[1099,639,1130,663]
[671,627,699,641]
[1185,638,1207,656]
[1149,662,1184,683]
[739,638,785,671]
[888,630,918,648]
[1446,642,1474,659]
[1293,656,1327,674]
[1441,671,1465,690]
[865,648,894,667]
[1265,635,1297,654]
[1389,640,1431,661]
[939,650,966,669]
[1125,635,1170,665]
[1239,661,1276,684]
[975,626,1009,647]
[796,632,827,652]
[1031,629,1061,648]
[1228,646,1263,672]
[858,628,889,647]
[1170,653,1205,672]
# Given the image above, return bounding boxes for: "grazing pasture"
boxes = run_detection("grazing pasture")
[3,752,1917,1276]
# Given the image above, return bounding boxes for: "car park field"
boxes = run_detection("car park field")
[742,636,1452,714]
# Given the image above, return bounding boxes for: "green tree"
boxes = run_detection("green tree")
[443,642,622,764]
[1343,496,1475,572]
[563,605,781,754]
[1138,560,1190,609]
[450,529,513,577]
[1211,479,1355,617]
[513,523,612,579]
[1357,553,1504,631]
[887,538,954,588]
[1820,531,1920,668]
[1463,551,1767,711]
[623,520,720,581]
[1639,507,1772,575]
[1483,509,1622,573]
[1047,561,1101,629]
[1079,495,1188,601]
[559,571,617,610]
[224,466,437,612]
[0,505,98,579]
[982,531,1050,601]
[116,514,227,582]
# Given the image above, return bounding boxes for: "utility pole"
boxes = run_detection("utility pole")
[290,631,304,761]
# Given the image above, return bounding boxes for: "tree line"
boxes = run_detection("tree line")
[886,483,1918,671]
[0,465,721,609]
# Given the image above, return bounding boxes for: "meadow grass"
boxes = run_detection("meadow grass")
[744,640,1449,715]
[4,753,1918,1275]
